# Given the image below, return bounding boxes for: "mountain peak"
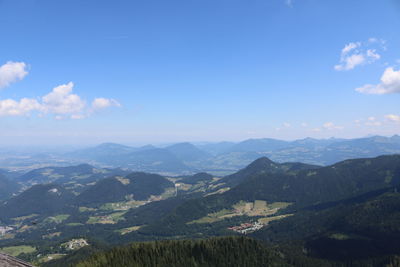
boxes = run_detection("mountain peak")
[246,157,275,169]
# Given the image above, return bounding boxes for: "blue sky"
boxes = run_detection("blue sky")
[0,0,399,145]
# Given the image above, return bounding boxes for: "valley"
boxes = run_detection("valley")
[0,149,399,266]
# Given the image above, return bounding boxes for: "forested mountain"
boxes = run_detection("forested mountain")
[75,172,174,206]
[16,164,130,193]
[73,237,287,267]
[66,144,192,173]
[218,157,319,188]
[0,184,74,220]
[197,141,236,155]
[0,168,23,181]
[225,138,290,153]
[0,173,20,201]
[251,187,400,265]
[225,155,400,208]
[179,172,214,184]
[165,142,211,162]
[135,155,400,238]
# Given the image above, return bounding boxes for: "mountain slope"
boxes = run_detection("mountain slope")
[226,138,289,153]
[223,155,400,208]
[219,157,319,188]
[139,155,400,236]
[252,187,400,263]
[121,148,190,172]
[165,143,211,162]
[0,184,74,220]
[66,144,191,173]
[179,172,214,185]
[0,173,20,201]
[75,172,175,206]
[16,164,129,190]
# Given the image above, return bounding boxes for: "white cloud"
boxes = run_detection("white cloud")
[42,82,85,114]
[342,42,361,55]
[322,122,343,130]
[366,49,380,60]
[0,61,28,89]
[334,54,366,71]
[0,82,120,119]
[92,98,121,110]
[356,67,400,94]
[334,39,384,71]
[385,114,400,123]
[301,122,308,127]
[0,98,42,116]
[282,122,291,128]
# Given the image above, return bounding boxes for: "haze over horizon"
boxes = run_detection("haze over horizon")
[1,0,400,145]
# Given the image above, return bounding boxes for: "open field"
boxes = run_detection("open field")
[117,226,143,235]
[87,212,126,224]
[100,200,147,211]
[0,245,36,257]
[189,200,292,224]
[36,253,66,264]
[258,214,293,225]
[44,214,70,224]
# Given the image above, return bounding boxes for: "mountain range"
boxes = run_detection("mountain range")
[1,147,400,265]
[61,135,400,175]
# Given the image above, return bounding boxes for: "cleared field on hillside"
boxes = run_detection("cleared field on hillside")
[189,200,292,224]
[0,245,36,257]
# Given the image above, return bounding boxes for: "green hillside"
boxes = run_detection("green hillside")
[16,164,129,190]
[74,172,174,206]
[251,188,400,265]
[0,173,20,201]
[137,155,400,237]
[0,184,74,220]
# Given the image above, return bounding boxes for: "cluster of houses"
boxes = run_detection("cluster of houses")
[228,221,264,234]
[0,226,13,235]
[62,238,89,250]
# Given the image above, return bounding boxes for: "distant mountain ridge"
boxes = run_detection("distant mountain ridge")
[63,135,400,175]
[16,164,130,192]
